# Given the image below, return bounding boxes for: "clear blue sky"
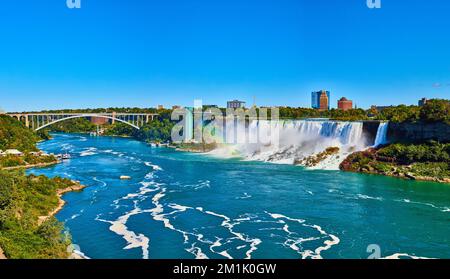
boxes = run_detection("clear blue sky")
[0,0,449,112]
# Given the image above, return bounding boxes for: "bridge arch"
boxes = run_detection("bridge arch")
[35,114,141,131]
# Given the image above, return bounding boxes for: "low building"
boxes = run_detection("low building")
[418,98,428,107]
[157,105,164,110]
[227,100,246,109]
[337,97,353,111]
[172,105,182,110]
[4,149,23,156]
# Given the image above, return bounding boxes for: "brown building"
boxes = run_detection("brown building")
[337,97,353,111]
[90,117,109,125]
[319,91,329,111]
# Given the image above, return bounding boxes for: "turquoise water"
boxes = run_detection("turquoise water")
[28,133,450,259]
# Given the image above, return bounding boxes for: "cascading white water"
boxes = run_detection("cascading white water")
[373,122,389,147]
[208,120,368,170]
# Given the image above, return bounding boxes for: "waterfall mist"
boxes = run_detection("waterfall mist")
[208,120,372,170]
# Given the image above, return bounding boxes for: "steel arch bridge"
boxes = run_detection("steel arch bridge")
[6,112,159,131]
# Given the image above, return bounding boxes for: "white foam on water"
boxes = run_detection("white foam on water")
[80,147,98,157]
[198,208,262,259]
[69,214,81,220]
[96,203,151,259]
[186,243,209,259]
[395,199,449,212]
[356,194,383,201]
[93,177,107,187]
[266,212,340,259]
[182,180,211,190]
[72,249,90,259]
[382,253,434,259]
[144,162,163,171]
[236,192,252,199]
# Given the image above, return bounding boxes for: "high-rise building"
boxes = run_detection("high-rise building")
[227,100,246,109]
[311,90,330,110]
[319,91,329,111]
[337,97,353,111]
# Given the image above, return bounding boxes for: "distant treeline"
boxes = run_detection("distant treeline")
[31,99,450,143]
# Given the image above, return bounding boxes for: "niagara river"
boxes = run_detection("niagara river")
[27,133,450,259]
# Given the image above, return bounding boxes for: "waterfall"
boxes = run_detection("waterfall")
[208,120,368,170]
[373,122,389,147]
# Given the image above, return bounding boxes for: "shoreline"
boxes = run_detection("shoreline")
[1,160,59,171]
[38,181,86,226]
[38,181,87,259]
[343,168,450,184]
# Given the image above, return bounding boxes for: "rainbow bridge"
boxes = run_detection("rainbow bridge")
[6,112,159,131]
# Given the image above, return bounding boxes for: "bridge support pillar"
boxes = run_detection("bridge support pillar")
[112,112,116,124]
[25,115,29,128]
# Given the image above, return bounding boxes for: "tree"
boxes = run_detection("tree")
[420,99,450,123]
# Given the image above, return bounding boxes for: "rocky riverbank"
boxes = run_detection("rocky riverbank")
[340,146,450,184]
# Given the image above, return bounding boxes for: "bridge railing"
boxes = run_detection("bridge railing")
[6,112,159,131]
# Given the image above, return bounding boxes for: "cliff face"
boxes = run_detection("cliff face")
[388,122,450,143]
[362,121,380,145]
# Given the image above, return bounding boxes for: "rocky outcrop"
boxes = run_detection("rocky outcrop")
[388,122,450,143]
[295,147,340,167]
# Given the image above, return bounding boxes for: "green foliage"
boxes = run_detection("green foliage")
[0,153,57,169]
[276,107,368,120]
[341,142,450,182]
[0,115,40,152]
[419,99,450,123]
[103,122,135,137]
[376,99,450,123]
[376,105,421,123]
[0,171,73,258]
[328,109,369,121]
[409,162,449,180]
[134,119,175,143]
[43,118,96,133]
[377,141,450,165]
